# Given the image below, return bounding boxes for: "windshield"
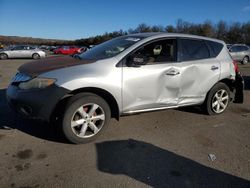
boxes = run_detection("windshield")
[78,36,145,60]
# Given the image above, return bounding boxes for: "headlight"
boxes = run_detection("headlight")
[19,78,56,90]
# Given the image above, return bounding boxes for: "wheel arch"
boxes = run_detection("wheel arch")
[32,53,40,58]
[0,52,8,59]
[51,87,120,122]
[203,78,234,104]
[202,80,231,115]
[218,78,234,92]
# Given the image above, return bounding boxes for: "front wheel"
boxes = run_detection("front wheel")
[62,93,111,144]
[203,83,230,115]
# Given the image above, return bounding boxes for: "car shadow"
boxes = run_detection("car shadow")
[0,89,68,143]
[177,106,205,115]
[96,139,250,188]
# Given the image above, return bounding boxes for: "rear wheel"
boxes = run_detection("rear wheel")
[62,93,111,144]
[242,56,249,65]
[203,82,230,115]
[32,53,40,59]
[0,53,8,60]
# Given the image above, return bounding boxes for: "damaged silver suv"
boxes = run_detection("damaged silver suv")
[7,33,244,144]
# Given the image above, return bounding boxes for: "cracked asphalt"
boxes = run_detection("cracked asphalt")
[0,58,249,188]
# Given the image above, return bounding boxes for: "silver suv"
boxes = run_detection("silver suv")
[7,33,244,144]
[228,44,250,65]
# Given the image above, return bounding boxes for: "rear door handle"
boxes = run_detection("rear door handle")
[211,66,219,71]
[166,69,180,76]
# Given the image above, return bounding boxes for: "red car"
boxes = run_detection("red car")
[54,46,81,55]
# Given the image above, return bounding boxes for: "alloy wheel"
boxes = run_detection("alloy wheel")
[211,89,229,114]
[70,103,105,138]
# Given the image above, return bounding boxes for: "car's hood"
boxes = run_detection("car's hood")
[18,56,95,77]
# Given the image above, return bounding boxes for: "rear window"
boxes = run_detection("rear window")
[179,39,210,61]
[206,40,223,57]
[230,46,240,52]
[240,46,249,51]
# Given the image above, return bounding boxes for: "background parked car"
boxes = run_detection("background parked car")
[39,45,49,51]
[228,44,250,65]
[48,46,57,52]
[0,45,46,60]
[53,46,80,55]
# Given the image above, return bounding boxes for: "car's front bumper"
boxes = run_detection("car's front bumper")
[6,84,69,122]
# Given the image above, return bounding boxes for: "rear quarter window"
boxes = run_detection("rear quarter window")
[206,40,224,57]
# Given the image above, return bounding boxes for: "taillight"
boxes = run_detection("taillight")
[232,60,239,73]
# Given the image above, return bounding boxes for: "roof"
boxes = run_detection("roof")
[126,32,225,44]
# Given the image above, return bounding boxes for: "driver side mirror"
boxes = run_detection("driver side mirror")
[126,54,147,67]
[133,57,145,64]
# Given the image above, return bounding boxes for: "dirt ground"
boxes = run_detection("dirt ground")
[0,58,249,188]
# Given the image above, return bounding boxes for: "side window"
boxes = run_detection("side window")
[13,46,24,50]
[130,39,177,65]
[30,46,35,50]
[24,46,30,50]
[230,46,238,52]
[179,39,210,61]
[206,40,223,57]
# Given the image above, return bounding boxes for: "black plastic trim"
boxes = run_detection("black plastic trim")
[6,84,70,122]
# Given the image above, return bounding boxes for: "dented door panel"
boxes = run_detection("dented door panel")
[122,63,181,113]
[122,58,220,113]
[178,58,220,105]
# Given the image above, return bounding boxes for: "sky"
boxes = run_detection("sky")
[0,0,250,40]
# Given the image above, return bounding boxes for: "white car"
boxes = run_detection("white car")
[228,44,250,65]
[0,45,46,59]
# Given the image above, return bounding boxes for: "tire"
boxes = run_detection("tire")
[241,56,249,65]
[32,53,40,59]
[203,82,230,115]
[0,53,8,60]
[62,93,111,144]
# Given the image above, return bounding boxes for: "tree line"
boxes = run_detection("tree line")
[75,20,250,46]
[0,35,74,46]
[1,20,250,46]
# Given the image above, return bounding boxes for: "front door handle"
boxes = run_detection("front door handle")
[166,69,180,76]
[211,65,219,71]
